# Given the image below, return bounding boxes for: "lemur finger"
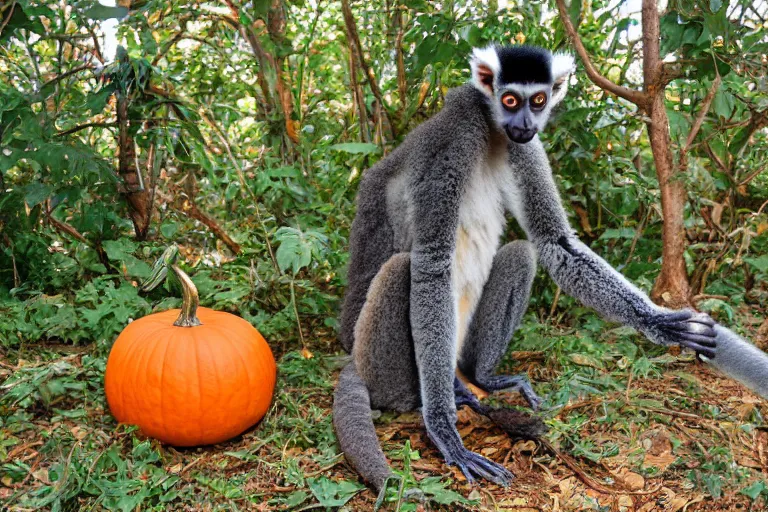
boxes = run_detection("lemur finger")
[454,460,476,485]
[672,331,718,347]
[678,341,716,358]
[693,346,717,359]
[464,451,513,485]
[688,312,716,326]
[662,321,716,337]
[656,310,694,323]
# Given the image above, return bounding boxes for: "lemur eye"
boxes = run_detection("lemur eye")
[531,92,547,107]
[501,93,519,110]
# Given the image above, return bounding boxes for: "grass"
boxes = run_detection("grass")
[2,311,768,511]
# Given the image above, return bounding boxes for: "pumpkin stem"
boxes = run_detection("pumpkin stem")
[140,245,202,327]
[171,264,202,327]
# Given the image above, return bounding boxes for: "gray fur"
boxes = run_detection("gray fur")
[334,44,766,496]
[333,361,391,490]
[704,325,768,398]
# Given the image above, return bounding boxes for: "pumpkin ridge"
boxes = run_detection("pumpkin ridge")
[157,327,173,440]
[143,328,169,437]
[125,324,163,426]
[217,322,256,429]
[110,322,144,419]
[197,326,221,440]
[192,328,205,442]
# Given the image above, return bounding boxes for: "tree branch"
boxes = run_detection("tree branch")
[55,121,117,137]
[555,0,646,106]
[341,0,396,139]
[41,63,92,89]
[680,74,721,160]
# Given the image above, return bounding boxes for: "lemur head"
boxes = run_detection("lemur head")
[470,45,575,144]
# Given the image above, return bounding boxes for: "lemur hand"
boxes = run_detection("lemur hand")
[640,309,717,359]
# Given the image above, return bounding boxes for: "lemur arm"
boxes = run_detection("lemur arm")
[406,130,513,485]
[511,140,716,357]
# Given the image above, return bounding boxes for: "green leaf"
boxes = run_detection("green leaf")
[24,183,52,207]
[740,481,767,500]
[274,227,328,275]
[84,5,129,20]
[709,0,723,13]
[160,222,179,239]
[307,477,363,507]
[569,0,582,29]
[744,255,768,273]
[328,142,381,155]
[713,90,735,118]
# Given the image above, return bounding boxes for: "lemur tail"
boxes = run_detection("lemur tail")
[705,324,768,399]
[333,361,392,491]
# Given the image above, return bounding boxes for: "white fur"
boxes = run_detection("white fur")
[452,150,509,353]
[470,46,500,97]
[551,53,576,82]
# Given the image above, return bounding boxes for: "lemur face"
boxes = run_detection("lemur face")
[470,45,575,144]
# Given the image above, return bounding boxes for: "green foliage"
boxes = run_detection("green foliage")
[1,0,767,508]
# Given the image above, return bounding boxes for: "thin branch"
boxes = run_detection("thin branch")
[680,74,721,161]
[341,0,396,139]
[41,64,92,89]
[739,165,766,187]
[55,121,117,137]
[199,110,279,270]
[555,0,646,106]
[0,1,16,37]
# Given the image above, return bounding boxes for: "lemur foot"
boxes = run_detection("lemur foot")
[454,377,489,413]
[476,374,542,411]
[454,377,547,439]
[426,420,513,486]
[644,309,717,359]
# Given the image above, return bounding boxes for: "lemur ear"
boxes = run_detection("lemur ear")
[470,46,500,97]
[550,53,575,106]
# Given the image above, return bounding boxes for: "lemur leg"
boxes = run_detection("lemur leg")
[353,253,421,412]
[355,253,511,486]
[458,240,541,409]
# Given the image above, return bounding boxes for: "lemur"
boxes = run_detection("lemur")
[334,44,768,503]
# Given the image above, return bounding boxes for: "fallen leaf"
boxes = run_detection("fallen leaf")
[612,467,645,491]
[569,353,602,368]
[300,347,314,359]
[480,447,498,456]
[32,468,50,484]
[617,495,633,511]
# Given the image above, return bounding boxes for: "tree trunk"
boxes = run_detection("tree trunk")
[642,0,690,307]
[116,91,152,240]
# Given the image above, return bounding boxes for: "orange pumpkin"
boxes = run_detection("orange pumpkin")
[105,246,276,447]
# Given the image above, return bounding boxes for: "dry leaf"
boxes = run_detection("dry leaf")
[32,468,50,484]
[617,495,634,511]
[458,425,475,437]
[668,497,689,512]
[480,447,498,456]
[300,347,314,359]
[568,353,601,368]
[612,467,645,491]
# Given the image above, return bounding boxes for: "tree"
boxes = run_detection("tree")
[556,0,767,307]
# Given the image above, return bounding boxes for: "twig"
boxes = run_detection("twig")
[55,121,117,137]
[680,74,721,161]
[341,0,395,139]
[41,63,92,89]
[554,0,646,105]
[0,1,16,38]
[539,439,663,495]
[199,110,277,267]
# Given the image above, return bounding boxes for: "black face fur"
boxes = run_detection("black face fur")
[496,46,552,85]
